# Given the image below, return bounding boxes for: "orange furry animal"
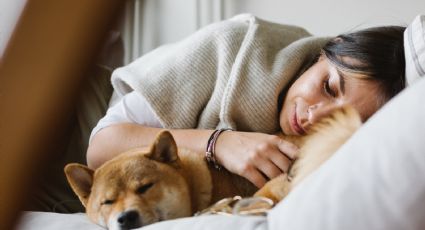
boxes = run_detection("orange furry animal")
[65,132,256,229]
[255,106,362,202]
[64,106,361,229]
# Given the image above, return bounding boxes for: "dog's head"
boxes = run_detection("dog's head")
[65,131,192,229]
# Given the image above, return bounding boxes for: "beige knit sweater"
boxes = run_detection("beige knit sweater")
[111,14,329,133]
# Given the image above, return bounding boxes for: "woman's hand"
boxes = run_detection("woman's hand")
[214,131,299,188]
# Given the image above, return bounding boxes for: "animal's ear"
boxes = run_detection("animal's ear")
[147,130,179,163]
[64,163,94,207]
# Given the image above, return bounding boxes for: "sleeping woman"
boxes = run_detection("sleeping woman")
[86,14,406,188]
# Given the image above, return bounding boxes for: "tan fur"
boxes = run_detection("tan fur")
[254,106,362,202]
[65,131,256,229]
[65,106,361,229]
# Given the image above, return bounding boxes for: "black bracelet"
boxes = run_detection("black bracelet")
[205,128,232,170]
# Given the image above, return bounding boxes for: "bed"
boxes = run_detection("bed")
[13,12,425,230]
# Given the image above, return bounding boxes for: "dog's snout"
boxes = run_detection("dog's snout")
[117,210,141,229]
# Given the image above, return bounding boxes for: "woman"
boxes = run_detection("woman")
[87,15,405,188]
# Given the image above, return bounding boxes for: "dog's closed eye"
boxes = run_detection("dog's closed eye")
[101,199,115,205]
[136,183,154,194]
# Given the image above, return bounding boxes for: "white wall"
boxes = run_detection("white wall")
[1,0,423,62]
[132,0,424,59]
[224,0,424,36]
[0,0,27,59]
[127,0,221,60]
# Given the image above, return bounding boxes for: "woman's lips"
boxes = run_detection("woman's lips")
[291,106,306,135]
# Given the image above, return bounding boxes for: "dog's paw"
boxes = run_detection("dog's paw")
[254,174,290,203]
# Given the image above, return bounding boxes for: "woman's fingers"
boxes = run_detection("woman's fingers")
[254,156,283,179]
[244,167,268,188]
[262,137,298,174]
[213,131,300,188]
[276,138,299,160]
[269,151,292,173]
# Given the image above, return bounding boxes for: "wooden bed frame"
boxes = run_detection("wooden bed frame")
[0,1,125,228]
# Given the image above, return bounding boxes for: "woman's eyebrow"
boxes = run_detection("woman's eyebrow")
[336,69,346,95]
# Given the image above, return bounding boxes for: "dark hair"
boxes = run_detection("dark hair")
[322,26,406,103]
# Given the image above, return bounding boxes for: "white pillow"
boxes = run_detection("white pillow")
[404,14,425,86]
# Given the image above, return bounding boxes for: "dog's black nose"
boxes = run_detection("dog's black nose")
[117,210,141,229]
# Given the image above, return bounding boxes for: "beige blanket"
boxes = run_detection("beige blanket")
[111,14,329,133]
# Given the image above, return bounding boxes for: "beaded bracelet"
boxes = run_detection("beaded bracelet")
[206,128,232,170]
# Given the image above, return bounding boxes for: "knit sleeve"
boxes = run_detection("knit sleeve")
[111,15,253,129]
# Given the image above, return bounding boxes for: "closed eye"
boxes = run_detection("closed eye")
[101,199,115,205]
[136,183,154,194]
[323,78,336,97]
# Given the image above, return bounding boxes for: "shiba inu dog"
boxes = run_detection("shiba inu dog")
[64,106,361,229]
[65,132,257,229]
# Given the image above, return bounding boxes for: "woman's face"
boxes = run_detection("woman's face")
[280,56,383,135]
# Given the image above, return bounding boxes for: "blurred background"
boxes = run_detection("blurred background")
[1,0,424,65]
[0,0,423,228]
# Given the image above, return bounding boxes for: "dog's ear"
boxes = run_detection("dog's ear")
[64,163,94,207]
[147,130,179,163]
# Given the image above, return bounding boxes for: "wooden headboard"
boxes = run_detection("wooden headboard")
[0,0,125,228]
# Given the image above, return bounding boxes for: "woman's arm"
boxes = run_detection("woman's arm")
[87,123,214,169]
[87,123,299,188]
